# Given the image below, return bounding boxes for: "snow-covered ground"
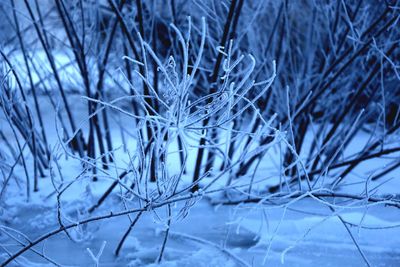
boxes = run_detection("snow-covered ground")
[1,192,400,266]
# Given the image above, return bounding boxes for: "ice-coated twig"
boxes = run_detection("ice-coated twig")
[87,241,107,267]
[168,231,251,267]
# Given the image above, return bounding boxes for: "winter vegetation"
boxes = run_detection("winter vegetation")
[0,0,400,266]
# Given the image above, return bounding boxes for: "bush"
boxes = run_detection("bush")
[0,0,399,266]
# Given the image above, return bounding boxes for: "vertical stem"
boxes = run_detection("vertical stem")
[157,204,172,263]
[192,0,238,189]
[11,0,50,162]
[23,0,85,158]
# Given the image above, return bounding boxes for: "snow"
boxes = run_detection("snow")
[3,193,400,266]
